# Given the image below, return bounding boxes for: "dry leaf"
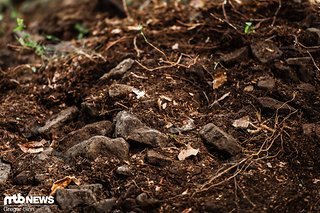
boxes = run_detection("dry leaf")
[178,144,199,160]
[18,139,47,154]
[232,116,250,128]
[212,72,227,89]
[50,176,80,196]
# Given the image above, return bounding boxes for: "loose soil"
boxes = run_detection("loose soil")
[1,0,320,212]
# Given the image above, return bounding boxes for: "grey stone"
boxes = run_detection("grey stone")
[257,97,296,112]
[136,192,160,208]
[100,58,135,80]
[199,123,242,157]
[65,136,129,160]
[37,106,79,135]
[68,184,103,196]
[59,121,113,151]
[146,150,172,166]
[116,165,132,176]
[257,77,275,90]
[251,41,282,63]
[0,160,11,184]
[93,198,117,213]
[108,83,134,98]
[114,111,168,147]
[220,47,248,63]
[55,189,97,210]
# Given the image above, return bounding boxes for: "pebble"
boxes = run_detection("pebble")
[100,58,135,80]
[251,41,282,63]
[199,123,242,157]
[146,150,172,166]
[65,136,129,160]
[114,111,168,147]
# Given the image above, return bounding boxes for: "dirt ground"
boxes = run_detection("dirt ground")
[1,0,320,212]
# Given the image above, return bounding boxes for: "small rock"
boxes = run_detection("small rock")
[100,58,135,80]
[81,101,99,117]
[13,170,35,185]
[136,192,160,208]
[108,83,134,98]
[59,121,113,151]
[251,41,282,63]
[146,150,172,166]
[66,136,129,160]
[0,160,11,184]
[92,198,117,213]
[303,123,315,137]
[114,111,168,147]
[199,123,242,157]
[257,77,275,90]
[55,189,97,211]
[116,165,132,176]
[68,184,103,196]
[297,83,316,93]
[122,198,137,211]
[257,97,296,112]
[273,61,299,83]
[220,47,248,63]
[37,106,79,135]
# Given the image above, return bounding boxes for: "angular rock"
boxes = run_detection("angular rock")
[136,192,160,208]
[257,97,296,112]
[114,111,168,147]
[274,61,299,83]
[116,165,132,176]
[65,136,129,160]
[146,150,172,166]
[251,41,282,63]
[92,198,117,213]
[100,58,135,80]
[108,83,134,98]
[220,47,248,63]
[257,77,275,90]
[55,189,97,211]
[13,170,35,185]
[199,123,241,157]
[0,160,11,184]
[68,184,103,196]
[59,121,113,151]
[37,106,79,135]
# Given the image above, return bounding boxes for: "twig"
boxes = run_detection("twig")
[271,0,282,26]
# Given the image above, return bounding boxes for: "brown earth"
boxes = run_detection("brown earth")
[0,0,320,212]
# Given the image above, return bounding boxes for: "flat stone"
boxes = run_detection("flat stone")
[13,170,35,185]
[258,97,296,112]
[55,189,97,211]
[297,83,316,93]
[251,41,282,63]
[59,121,113,151]
[114,111,168,147]
[108,83,134,98]
[37,106,79,135]
[65,136,129,160]
[199,123,242,157]
[92,198,117,213]
[68,184,103,196]
[220,47,248,63]
[145,150,172,166]
[136,192,160,208]
[273,61,299,83]
[116,165,132,176]
[0,160,11,184]
[257,77,275,90]
[100,58,135,80]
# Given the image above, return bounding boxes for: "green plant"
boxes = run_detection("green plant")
[244,22,254,34]
[13,17,45,56]
[74,23,89,39]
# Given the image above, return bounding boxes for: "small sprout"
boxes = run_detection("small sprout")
[46,34,60,42]
[244,22,254,34]
[74,23,89,39]
[14,17,25,32]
